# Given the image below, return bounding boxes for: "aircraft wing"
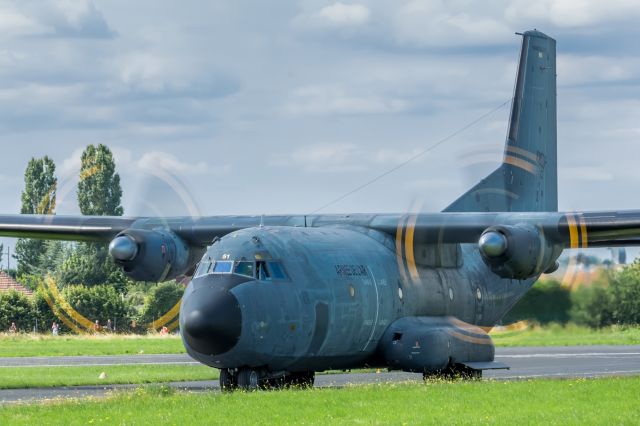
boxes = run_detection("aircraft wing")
[357,210,640,249]
[0,214,139,242]
[1,210,640,249]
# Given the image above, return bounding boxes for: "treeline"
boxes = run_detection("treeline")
[1,144,183,334]
[504,259,640,327]
[0,282,183,333]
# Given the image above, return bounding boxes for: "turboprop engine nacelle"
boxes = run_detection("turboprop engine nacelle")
[108,229,196,282]
[478,224,560,280]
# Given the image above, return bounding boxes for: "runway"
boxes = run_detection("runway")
[1,345,639,404]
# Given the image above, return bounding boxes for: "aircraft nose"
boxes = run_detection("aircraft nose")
[181,280,243,356]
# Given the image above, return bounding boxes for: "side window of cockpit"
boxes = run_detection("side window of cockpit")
[195,260,211,277]
[267,261,289,281]
[256,261,271,281]
[234,261,254,278]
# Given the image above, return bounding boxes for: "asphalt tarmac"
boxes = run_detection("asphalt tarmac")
[1,345,639,404]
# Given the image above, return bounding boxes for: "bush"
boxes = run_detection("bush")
[0,290,33,332]
[139,282,184,326]
[570,285,614,328]
[610,260,640,324]
[503,280,571,324]
[62,284,135,332]
[32,286,71,334]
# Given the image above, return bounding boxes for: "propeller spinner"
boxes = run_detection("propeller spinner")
[108,235,138,261]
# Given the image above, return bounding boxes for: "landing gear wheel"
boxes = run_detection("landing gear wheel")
[424,365,482,381]
[220,368,236,393]
[237,368,260,391]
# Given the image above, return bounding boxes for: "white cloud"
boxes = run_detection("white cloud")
[291,2,371,33]
[0,5,45,37]
[273,143,365,173]
[0,0,115,39]
[392,0,511,47]
[138,151,211,175]
[559,166,614,182]
[317,3,370,26]
[370,148,426,165]
[285,86,408,116]
[505,0,640,28]
[59,147,84,178]
[558,55,640,86]
[59,147,220,180]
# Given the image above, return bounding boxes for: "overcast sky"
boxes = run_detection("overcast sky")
[1,0,640,252]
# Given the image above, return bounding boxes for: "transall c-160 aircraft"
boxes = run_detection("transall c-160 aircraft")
[1,30,639,391]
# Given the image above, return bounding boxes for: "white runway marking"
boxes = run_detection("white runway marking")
[496,352,640,359]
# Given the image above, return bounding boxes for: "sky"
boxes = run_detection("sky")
[1,0,640,257]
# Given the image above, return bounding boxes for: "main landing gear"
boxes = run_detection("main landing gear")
[220,368,315,392]
[423,364,482,381]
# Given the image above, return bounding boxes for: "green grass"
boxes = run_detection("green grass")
[491,323,640,347]
[0,334,185,357]
[1,324,639,359]
[2,377,640,425]
[0,364,218,389]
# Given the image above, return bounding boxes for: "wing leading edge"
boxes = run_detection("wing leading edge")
[1,210,640,249]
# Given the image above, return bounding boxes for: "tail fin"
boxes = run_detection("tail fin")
[445,30,557,213]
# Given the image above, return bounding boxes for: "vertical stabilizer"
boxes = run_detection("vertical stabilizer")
[445,30,557,213]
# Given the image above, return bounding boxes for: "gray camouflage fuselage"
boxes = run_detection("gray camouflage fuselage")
[181,225,534,372]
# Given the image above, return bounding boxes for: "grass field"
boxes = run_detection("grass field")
[2,377,639,425]
[1,324,639,359]
[0,364,218,389]
[0,334,185,357]
[490,323,640,347]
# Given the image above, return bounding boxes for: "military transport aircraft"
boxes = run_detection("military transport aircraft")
[1,30,639,391]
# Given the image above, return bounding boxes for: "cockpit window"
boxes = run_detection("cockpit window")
[267,261,288,280]
[194,260,211,278]
[195,258,288,280]
[256,261,271,281]
[234,261,254,278]
[212,261,233,273]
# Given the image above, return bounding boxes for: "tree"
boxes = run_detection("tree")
[570,285,614,328]
[14,157,57,276]
[610,259,640,324]
[503,279,571,325]
[139,282,184,326]
[77,144,123,216]
[62,284,134,332]
[67,144,125,287]
[0,290,33,332]
[32,286,68,334]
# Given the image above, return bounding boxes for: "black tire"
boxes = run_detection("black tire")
[432,365,482,381]
[220,368,236,393]
[237,368,259,391]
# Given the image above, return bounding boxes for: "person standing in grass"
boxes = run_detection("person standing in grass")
[93,320,101,333]
[9,322,17,333]
[106,319,113,333]
[51,322,59,336]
